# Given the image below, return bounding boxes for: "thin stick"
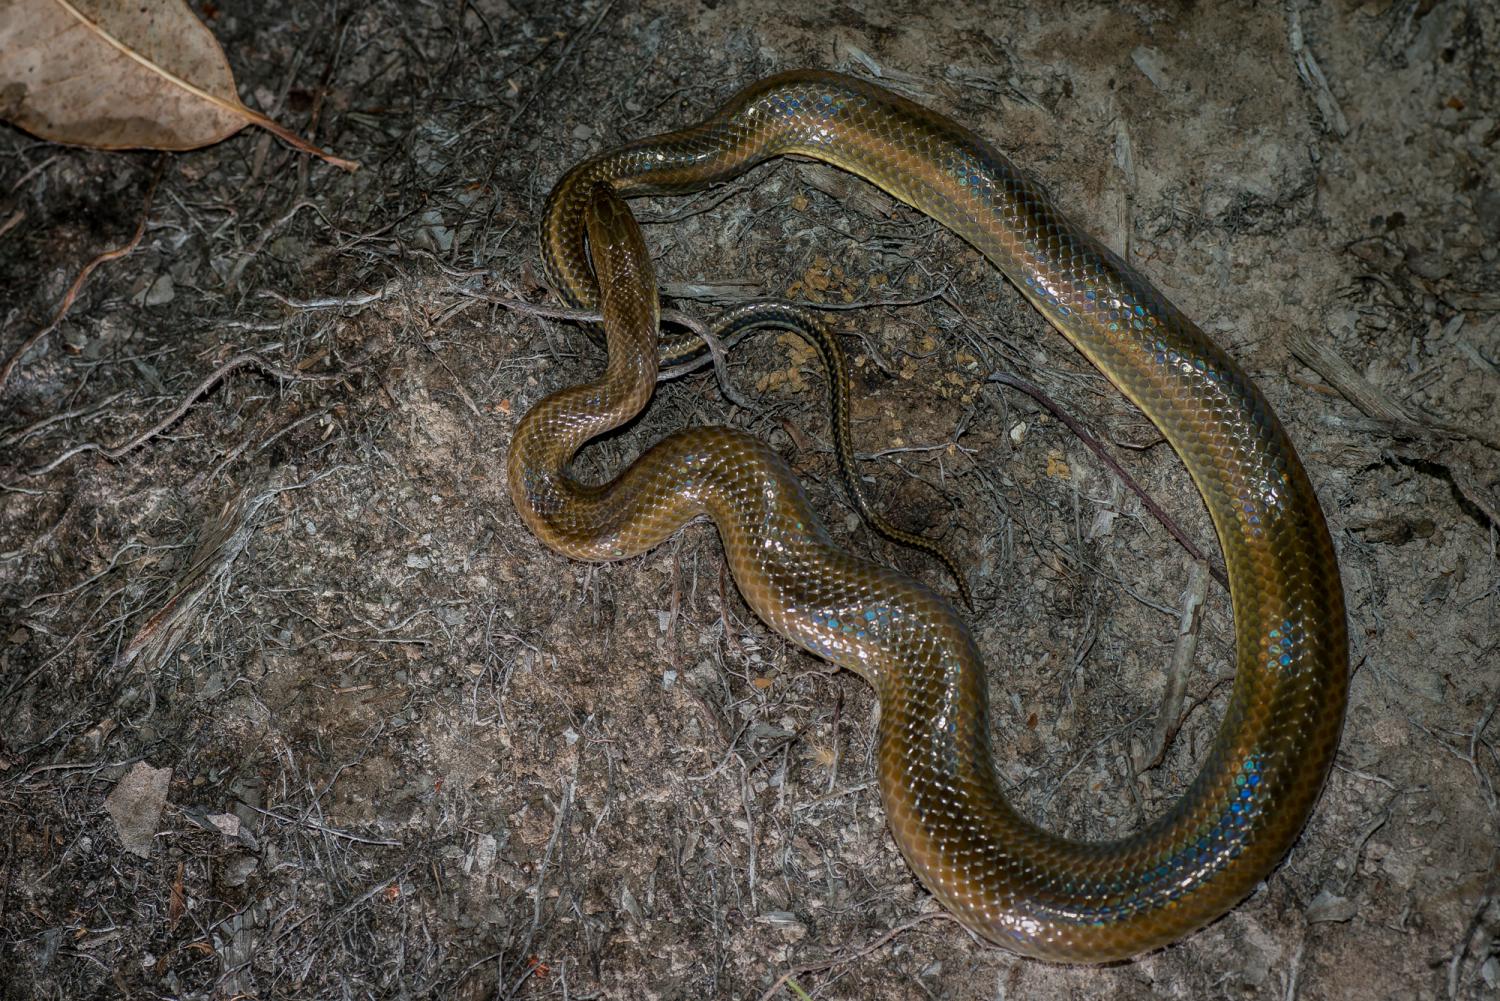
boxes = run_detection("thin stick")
[22,354,349,476]
[480,296,603,326]
[257,285,391,311]
[989,371,1230,592]
[1135,559,1210,773]
[659,308,752,409]
[0,160,165,393]
[238,803,401,846]
[755,912,957,1001]
[484,295,754,408]
[1291,331,1500,451]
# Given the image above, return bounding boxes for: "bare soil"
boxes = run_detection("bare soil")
[1,1,1496,999]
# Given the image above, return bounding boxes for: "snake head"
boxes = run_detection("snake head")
[584,183,652,290]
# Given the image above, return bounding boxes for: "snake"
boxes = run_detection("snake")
[701,299,971,605]
[509,70,1347,962]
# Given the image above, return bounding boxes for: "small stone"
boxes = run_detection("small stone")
[1404,247,1448,280]
[415,209,453,252]
[756,910,806,941]
[207,813,242,837]
[142,273,175,306]
[1306,888,1358,923]
[469,833,498,875]
[1131,46,1168,89]
[222,855,258,888]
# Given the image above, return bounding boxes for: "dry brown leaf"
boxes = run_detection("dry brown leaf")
[0,0,357,169]
[103,760,172,858]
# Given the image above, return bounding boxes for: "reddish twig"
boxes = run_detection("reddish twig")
[0,159,167,393]
[989,371,1230,592]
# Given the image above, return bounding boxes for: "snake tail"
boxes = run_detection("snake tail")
[704,299,972,606]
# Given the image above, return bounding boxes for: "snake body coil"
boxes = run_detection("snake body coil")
[510,71,1347,962]
[703,299,971,604]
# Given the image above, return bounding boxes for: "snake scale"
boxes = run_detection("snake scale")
[508,70,1347,962]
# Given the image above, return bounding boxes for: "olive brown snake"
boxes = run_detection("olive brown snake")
[508,70,1347,962]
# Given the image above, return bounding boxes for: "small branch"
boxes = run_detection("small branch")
[481,295,603,326]
[989,371,1230,591]
[796,286,949,312]
[484,295,754,409]
[1286,1,1350,137]
[22,354,349,476]
[1291,331,1500,451]
[755,912,957,1001]
[1446,849,1498,1000]
[239,802,401,846]
[224,201,325,291]
[257,284,393,311]
[0,159,165,393]
[1469,693,1499,814]
[658,308,752,409]
[0,208,23,241]
[1135,559,1210,773]
[0,390,127,447]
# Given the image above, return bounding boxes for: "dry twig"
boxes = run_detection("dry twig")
[1134,559,1210,773]
[989,371,1230,591]
[0,159,166,393]
[20,353,350,476]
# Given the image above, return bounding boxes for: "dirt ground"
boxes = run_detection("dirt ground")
[2,1,1497,998]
